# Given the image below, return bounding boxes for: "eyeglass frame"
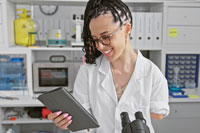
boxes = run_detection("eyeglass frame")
[89,25,122,48]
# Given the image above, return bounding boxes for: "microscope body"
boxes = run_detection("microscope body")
[121,111,150,133]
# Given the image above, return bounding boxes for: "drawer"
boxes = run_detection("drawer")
[168,103,200,118]
[167,7,200,25]
[167,26,200,44]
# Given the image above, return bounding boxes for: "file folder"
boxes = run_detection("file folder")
[153,13,162,49]
[135,12,145,49]
[144,13,153,49]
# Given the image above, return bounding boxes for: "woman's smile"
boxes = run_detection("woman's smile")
[103,48,113,57]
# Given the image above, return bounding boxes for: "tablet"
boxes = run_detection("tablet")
[38,87,99,132]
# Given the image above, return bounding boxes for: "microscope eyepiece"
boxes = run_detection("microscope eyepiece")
[121,111,150,133]
[121,112,131,128]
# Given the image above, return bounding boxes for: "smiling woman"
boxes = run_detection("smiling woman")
[47,0,170,133]
[82,0,133,64]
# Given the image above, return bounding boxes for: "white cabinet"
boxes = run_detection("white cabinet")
[163,2,200,47]
[167,26,200,44]
[167,7,200,26]
[152,101,200,133]
[0,96,70,133]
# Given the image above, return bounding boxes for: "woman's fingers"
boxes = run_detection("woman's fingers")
[61,119,72,129]
[56,115,72,129]
[47,111,73,129]
[47,111,62,120]
[54,113,68,123]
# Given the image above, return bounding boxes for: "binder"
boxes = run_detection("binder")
[144,13,153,49]
[130,12,136,48]
[153,13,162,49]
[135,12,145,49]
[38,87,99,132]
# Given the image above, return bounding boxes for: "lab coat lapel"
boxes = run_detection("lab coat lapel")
[99,56,118,105]
[119,50,146,105]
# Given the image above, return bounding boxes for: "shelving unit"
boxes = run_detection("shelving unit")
[2,118,52,124]
[0,0,200,133]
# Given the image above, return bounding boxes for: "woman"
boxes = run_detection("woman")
[48,0,169,132]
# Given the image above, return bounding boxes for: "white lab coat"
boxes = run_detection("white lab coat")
[73,50,169,133]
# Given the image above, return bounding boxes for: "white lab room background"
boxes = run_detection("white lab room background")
[0,0,200,133]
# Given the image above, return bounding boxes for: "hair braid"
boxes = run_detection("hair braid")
[82,0,132,64]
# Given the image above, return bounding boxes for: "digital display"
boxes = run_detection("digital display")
[39,68,68,87]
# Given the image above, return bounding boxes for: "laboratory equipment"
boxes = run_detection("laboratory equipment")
[121,111,150,133]
[26,19,40,46]
[33,61,74,92]
[166,54,199,89]
[46,29,66,47]
[0,55,25,91]
[14,9,35,46]
[71,14,84,47]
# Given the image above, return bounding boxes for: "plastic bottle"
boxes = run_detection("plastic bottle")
[6,128,13,133]
[14,9,35,46]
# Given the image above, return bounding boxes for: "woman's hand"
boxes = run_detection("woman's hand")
[150,113,164,120]
[47,111,72,130]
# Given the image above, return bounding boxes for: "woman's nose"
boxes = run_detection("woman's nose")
[97,42,105,50]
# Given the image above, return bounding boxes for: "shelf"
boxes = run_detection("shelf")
[8,0,88,6]
[169,89,200,103]
[8,45,83,51]
[8,0,165,4]
[2,118,52,124]
[0,95,44,107]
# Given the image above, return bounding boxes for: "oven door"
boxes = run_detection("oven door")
[33,62,74,93]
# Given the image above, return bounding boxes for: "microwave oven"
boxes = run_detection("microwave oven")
[33,62,75,93]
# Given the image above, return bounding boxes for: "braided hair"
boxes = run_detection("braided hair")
[82,0,132,64]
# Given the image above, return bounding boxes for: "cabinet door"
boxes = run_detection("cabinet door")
[0,3,3,44]
[167,26,200,44]
[168,7,200,26]
[152,102,200,133]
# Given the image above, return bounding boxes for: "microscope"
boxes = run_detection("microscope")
[121,111,150,133]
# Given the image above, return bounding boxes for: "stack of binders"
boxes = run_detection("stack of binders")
[130,12,162,50]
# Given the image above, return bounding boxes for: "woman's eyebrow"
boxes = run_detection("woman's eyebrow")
[91,31,110,38]
[100,31,109,36]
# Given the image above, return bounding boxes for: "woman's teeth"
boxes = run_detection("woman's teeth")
[104,49,112,54]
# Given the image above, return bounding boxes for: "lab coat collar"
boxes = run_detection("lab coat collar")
[99,50,146,79]
[132,50,146,80]
[118,50,147,104]
[98,50,146,104]
[99,55,118,104]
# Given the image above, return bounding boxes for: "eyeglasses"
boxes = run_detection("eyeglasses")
[89,26,121,48]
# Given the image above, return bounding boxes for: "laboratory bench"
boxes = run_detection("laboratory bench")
[1,91,200,133]
[152,89,200,133]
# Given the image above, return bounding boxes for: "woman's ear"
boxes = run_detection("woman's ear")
[124,22,131,35]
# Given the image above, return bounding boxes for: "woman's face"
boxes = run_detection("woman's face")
[89,13,127,62]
